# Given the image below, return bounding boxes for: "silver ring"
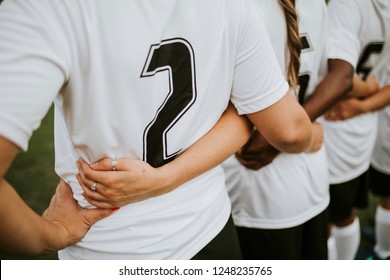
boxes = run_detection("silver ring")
[90,182,97,191]
[111,158,117,171]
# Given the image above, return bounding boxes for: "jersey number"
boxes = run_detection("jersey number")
[356,42,384,80]
[298,34,312,104]
[141,38,197,167]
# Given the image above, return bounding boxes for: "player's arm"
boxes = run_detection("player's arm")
[0,136,113,256]
[76,103,253,208]
[77,92,314,208]
[348,74,379,98]
[303,59,354,121]
[325,83,390,121]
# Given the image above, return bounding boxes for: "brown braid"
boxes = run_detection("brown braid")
[278,0,301,96]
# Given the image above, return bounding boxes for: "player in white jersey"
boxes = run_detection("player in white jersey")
[369,82,390,260]
[324,3,390,259]
[76,2,329,259]
[0,0,113,257]
[220,0,330,259]
[0,0,315,259]
[319,0,390,260]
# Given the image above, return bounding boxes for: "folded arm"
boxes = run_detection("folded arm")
[78,92,314,208]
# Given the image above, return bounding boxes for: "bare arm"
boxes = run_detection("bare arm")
[246,91,313,153]
[0,136,112,256]
[348,74,379,98]
[303,59,354,121]
[234,60,354,170]
[325,84,390,121]
[77,103,252,208]
[77,92,314,208]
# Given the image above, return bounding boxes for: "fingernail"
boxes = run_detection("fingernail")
[111,207,120,212]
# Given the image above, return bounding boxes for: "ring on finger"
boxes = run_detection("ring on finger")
[111,158,117,171]
[90,182,97,191]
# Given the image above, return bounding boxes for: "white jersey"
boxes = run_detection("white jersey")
[319,0,389,184]
[371,65,390,175]
[0,0,288,259]
[223,0,329,230]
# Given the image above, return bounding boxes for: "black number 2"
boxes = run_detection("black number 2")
[141,38,197,167]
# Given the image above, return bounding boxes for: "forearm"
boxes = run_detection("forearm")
[0,179,55,256]
[359,85,390,113]
[158,103,251,189]
[247,92,313,153]
[349,75,378,98]
[303,59,354,121]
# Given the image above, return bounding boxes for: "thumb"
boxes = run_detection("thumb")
[81,207,117,226]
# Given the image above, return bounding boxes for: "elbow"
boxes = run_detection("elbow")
[277,129,313,154]
[274,116,313,154]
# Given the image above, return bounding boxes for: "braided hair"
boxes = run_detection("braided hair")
[278,0,301,95]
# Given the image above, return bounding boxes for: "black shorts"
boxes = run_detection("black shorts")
[236,209,329,260]
[368,166,390,197]
[328,171,369,223]
[191,215,242,260]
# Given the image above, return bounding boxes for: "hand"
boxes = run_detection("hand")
[235,130,280,170]
[348,74,379,98]
[76,158,168,208]
[324,97,364,121]
[42,180,113,252]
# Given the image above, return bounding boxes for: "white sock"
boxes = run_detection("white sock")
[374,206,390,259]
[327,234,338,260]
[333,217,360,260]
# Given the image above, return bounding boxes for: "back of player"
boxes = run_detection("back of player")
[223,0,330,259]
[366,2,390,260]
[32,0,287,259]
[322,0,390,260]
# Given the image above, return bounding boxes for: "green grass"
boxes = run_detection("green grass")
[1,105,59,260]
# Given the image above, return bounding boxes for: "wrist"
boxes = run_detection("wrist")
[39,217,70,255]
[153,164,179,192]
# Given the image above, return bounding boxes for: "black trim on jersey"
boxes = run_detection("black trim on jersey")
[141,38,197,167]
[356,41,384,80]
[298,33,313,104]
[300,33,313,53]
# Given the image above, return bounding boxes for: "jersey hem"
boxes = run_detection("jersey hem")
[232,197,329,230]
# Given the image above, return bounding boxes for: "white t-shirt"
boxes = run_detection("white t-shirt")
[370,0,390,175]
[319,0,389,184]
[371,62,390,175]
[223,0,329,230]
[0,0,287,259]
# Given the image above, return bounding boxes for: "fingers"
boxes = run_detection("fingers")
[324,109,341,121]
[88,157,123,171]
[79,205,117,226]
[76,173,108,200]
[52,180,75,206]
[76,159,112,185]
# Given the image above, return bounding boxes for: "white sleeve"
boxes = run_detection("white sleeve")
[327,0,362,68]
[230,0,288,115]
[0,0,69,151]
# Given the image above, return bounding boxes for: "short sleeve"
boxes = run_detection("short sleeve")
[230,1,288,115]
[327,0,362,68]
[0,0,69,150]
